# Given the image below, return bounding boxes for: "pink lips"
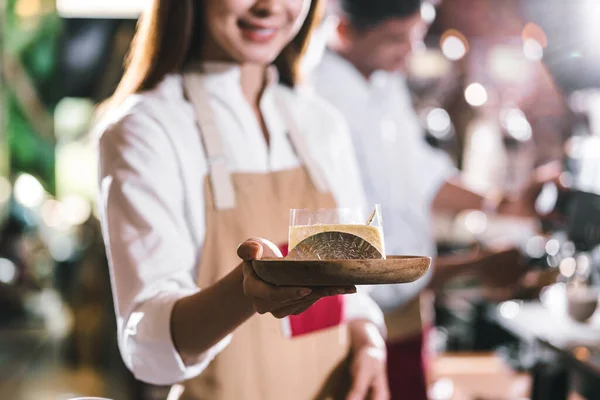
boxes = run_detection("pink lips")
[238,20,278,43]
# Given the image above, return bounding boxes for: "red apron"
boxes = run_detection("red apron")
[385,293,434,399]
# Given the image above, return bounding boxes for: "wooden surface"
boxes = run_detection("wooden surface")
[252,255,431,286]
[430,353,588,400]
[429,353,531,400]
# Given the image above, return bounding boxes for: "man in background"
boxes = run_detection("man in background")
[312,0,559,397]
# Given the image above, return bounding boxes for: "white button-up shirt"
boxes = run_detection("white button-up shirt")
[96,64,384,385]
[314,52,458,311]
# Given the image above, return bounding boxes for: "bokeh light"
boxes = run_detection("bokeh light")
[464,83,488,107]
[426,108,452,139]
[525,236,547,259]
[464,210,488,234]
[523,38,544,61]
[0,258,18,284]
[440,30,469,61]
[502,108,532,141]
[559,257,577,278]
[14,173,46,208]
[420,2,436,24]
[499,301,521,319]
[545,239,560,256]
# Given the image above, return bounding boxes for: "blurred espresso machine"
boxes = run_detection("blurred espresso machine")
[435,0,600,357]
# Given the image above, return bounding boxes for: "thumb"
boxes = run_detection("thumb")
[246,237,284,258]
[237,240,264,261]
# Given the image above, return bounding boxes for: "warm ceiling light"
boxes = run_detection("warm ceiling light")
[522,22,548,48]
[440,29,469,61]
[464,83,488,107]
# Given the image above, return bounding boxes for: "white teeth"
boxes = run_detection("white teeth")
[240,23,276,35]
[252,28,275,35]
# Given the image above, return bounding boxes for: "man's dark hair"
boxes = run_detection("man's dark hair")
[340,0,422,30]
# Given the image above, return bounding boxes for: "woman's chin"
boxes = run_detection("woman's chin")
[231,46,283,66]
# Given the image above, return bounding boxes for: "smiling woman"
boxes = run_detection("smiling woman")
[95,1,388,400]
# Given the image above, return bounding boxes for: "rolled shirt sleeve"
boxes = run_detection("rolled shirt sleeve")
[97,111,230,385]
[119,289,232,385]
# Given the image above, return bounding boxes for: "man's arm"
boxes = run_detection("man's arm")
[426,248,483,291]
[432,177,486,214]
[432,161,563,217]
[427,245,528,291]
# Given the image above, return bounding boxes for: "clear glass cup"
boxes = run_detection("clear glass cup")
[288,206,386,257]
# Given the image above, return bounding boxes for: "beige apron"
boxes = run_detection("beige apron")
[384,293,434,400]
[385,296,423,341]
[176,72,351,400]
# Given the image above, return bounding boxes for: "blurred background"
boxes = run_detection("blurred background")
[1,0,600,399]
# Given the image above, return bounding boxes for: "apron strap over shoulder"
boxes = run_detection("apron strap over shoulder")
[274,91,329,194]
[182,70,330,210]
[183,73,236,210]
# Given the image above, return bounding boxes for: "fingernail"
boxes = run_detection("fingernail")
[336,288,347,295]
[298,288,312,297]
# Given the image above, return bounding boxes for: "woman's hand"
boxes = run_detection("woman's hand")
[346,320,389,400]
[237,238,356,319]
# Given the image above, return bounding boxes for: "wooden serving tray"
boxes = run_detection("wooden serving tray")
[252,256,431,286]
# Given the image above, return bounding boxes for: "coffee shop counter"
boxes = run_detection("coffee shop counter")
[488,289,600,400]
[441,283,600,399]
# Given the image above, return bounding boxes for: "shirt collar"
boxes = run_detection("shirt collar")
[320,50,371,99]
[319,50,405,100]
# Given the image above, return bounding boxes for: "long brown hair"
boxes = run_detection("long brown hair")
[108,0,323,108]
